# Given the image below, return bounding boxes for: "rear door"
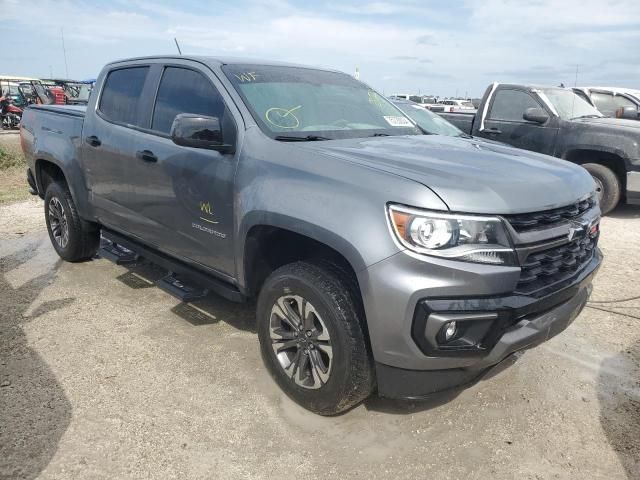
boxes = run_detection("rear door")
[81,65,155,231]
[124,63,239,277]
[481,88,559,156]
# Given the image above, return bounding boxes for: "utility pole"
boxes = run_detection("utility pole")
[61,28,69,78]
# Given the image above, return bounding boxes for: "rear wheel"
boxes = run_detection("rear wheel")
[582,163,621,214]
[44,180,100,262]
[257,261,374,415]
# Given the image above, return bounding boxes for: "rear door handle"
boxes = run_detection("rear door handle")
[486,128,502,135]
[136,150,158,163]
[85,135,101,147]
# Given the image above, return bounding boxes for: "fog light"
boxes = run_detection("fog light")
[444,321,457,341]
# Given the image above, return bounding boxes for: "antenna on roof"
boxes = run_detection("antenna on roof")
[174,38,183,55]
[61,28,69,78]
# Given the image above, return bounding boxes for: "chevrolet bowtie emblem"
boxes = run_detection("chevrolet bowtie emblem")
[567,221,588,241]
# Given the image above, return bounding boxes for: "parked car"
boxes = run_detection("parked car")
[21,56,601,415]
[438,83,640,213]
[439,99,476,113]
[574,87,640,120]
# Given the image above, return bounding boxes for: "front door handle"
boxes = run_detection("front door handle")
[85,135,101,147]
[136,150,158,163]
[486,128,502,135]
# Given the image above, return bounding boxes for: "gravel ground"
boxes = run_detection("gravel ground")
[1,199,639,480]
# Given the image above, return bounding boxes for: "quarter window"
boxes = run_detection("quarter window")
[99,67,149,126]
[489,89,542,122]
[152,67,225,134]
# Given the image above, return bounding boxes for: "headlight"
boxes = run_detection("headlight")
[387,204,516,265]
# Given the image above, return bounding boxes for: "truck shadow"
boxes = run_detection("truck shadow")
[0,241,74,480]
[113,259,257,332]
[597,339,640,479]
[608,204,640,220]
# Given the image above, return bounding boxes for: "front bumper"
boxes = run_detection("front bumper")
[359,246,601,399]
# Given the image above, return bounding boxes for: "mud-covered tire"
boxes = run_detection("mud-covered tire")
[44,180,100,262]
[257,261,374,415]
[583,163,621,214]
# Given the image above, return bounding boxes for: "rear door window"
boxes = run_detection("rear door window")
[98,67,149,126]
[489,89,542,122]
[151,67,225,134]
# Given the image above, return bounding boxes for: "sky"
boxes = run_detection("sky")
[2,0,640,97]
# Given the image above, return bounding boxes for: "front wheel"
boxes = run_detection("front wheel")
[257,261,374,415]
[582,163,621,214]
[44,180,100,262]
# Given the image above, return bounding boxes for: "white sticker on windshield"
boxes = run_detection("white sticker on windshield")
[384,116,413,127]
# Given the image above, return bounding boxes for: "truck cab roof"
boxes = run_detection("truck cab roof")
[106,55,342,73]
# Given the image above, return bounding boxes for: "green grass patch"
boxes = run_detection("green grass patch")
[0,144,25,170]
[0,137,29,203]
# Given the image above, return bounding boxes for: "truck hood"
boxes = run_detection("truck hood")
[296,135,595,214]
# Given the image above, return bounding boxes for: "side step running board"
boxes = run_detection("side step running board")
[101,228,245,303]
[99,240,139,264]
[157,274,209,302]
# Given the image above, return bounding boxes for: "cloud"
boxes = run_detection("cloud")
[3,0,640,96]
[416,34,437,45]
[392,55,419,61]
[406,69,453,80]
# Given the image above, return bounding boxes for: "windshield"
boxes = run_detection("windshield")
[222,65,421,140]
[541,88,603,120]
[393,101,465,137]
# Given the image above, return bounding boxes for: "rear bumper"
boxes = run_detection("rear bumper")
[372,250,600,399]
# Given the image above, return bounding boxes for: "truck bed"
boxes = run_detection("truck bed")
[30,104,86,118]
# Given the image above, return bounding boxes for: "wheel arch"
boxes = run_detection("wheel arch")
[563,148,627,193]
[240,217,367,300]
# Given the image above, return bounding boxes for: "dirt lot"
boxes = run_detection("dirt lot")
[1,197,639,479]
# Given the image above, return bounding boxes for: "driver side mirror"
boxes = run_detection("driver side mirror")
[523,107,549,124]
[615,106,640,120]
[170,113,234,153]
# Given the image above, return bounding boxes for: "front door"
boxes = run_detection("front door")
[125,64,239,277]
[481,88,558,156]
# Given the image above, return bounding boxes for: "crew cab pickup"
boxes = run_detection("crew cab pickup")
[439,83,640,213]
[21,56,601,415]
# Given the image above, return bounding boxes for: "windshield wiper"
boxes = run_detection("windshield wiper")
[274,135,331,142]
[370,133,390,137]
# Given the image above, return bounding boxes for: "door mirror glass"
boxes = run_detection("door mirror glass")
[170,113,233,152]
[523,107,549,124]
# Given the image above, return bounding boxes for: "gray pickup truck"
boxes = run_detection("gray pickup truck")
[439,83,640,214]
[21,56,601,415]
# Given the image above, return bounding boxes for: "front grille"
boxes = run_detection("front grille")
[505,197,595,232]
[515,233,598,295]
